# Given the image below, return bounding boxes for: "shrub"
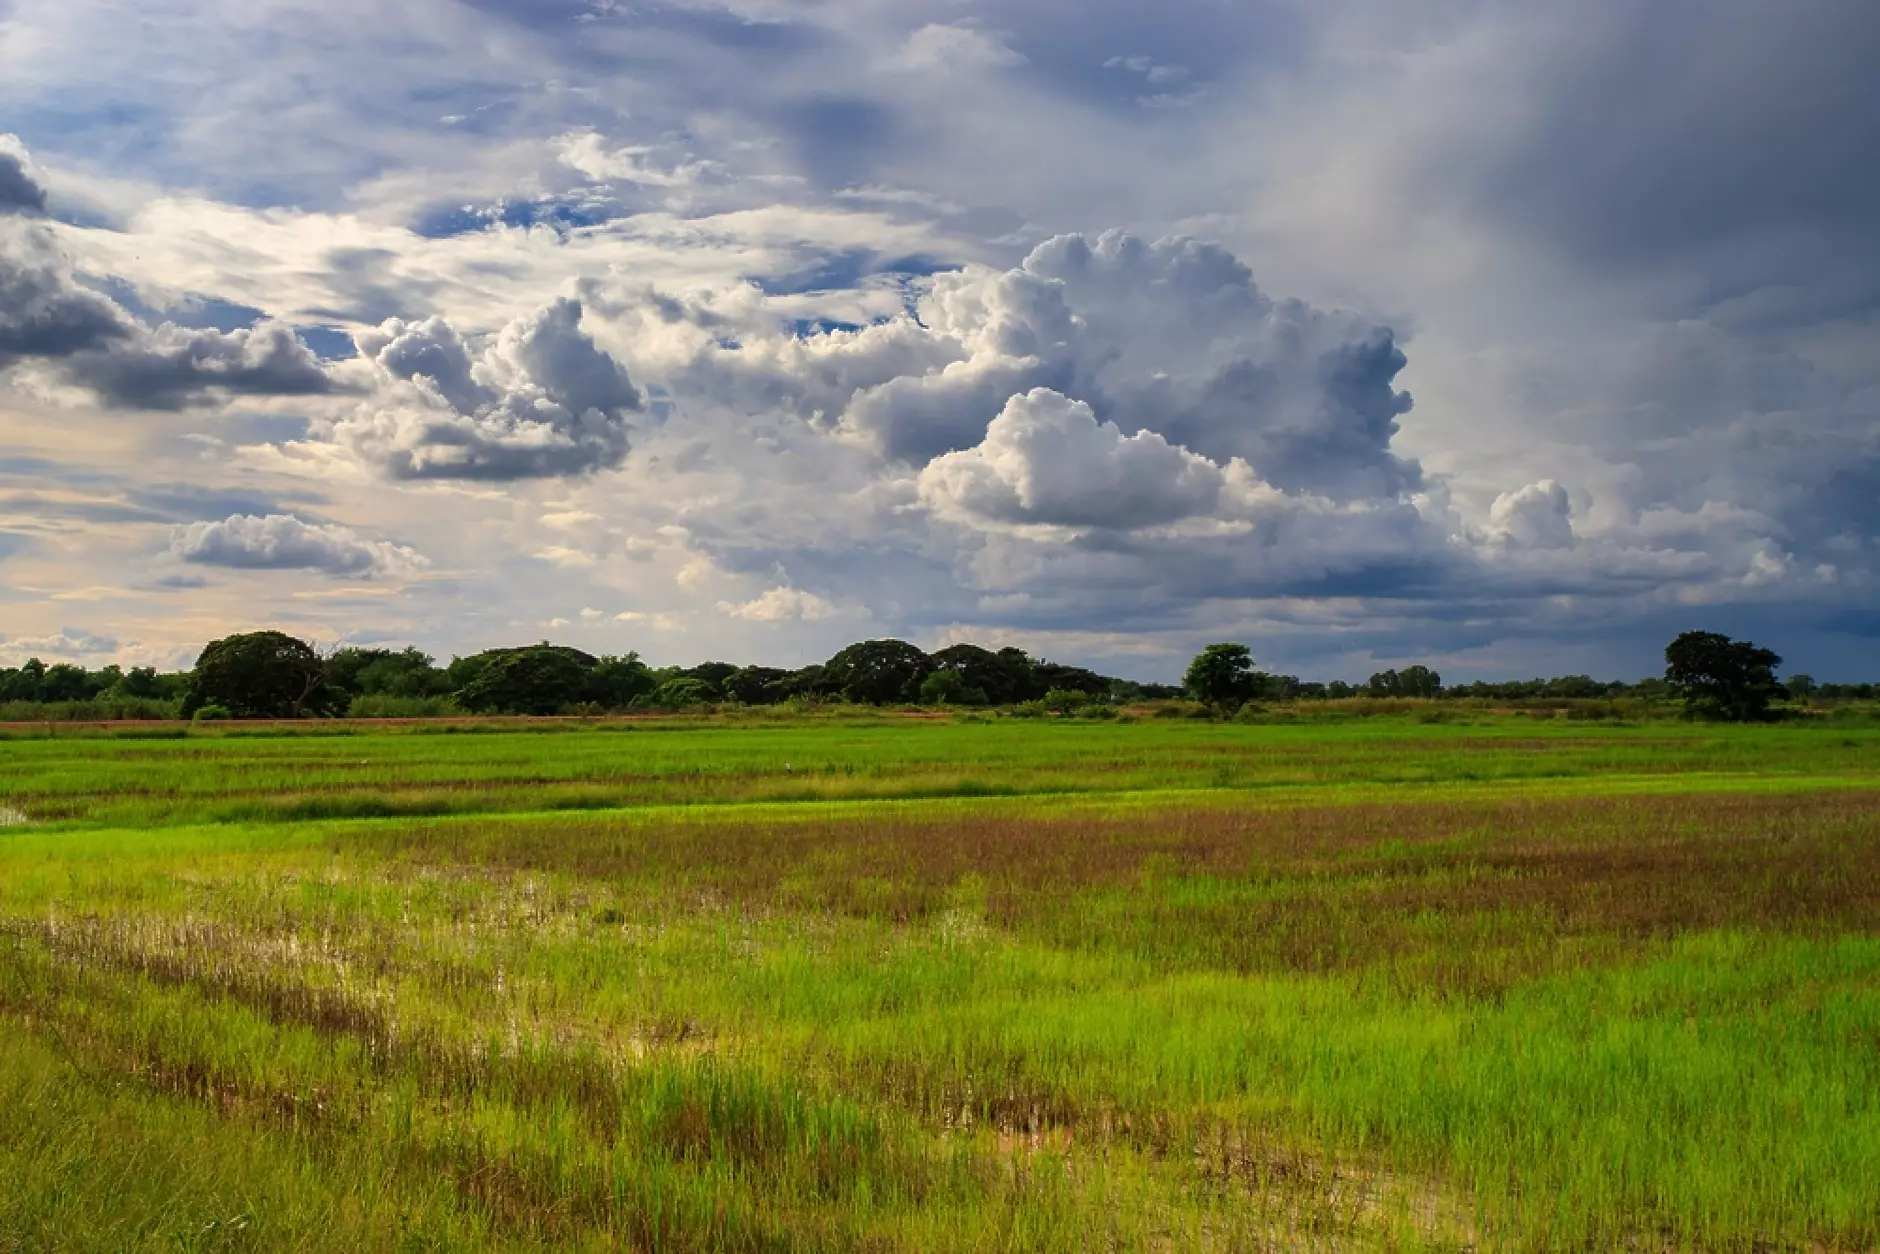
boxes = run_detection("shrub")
[649,677,716,709]
[1041,689,1092,715]
[346,694,465,719]
[192,704,232,722]
[919,670,988,707]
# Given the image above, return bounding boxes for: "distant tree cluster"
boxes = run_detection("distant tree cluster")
[141,633,1163,719]
[0,624,1838,724]
[0,659,184,705]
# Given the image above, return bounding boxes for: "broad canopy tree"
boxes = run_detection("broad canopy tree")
[1185,643,1260,712]
[182,631,340,719]
[822,639,934,706]
[929,644,1034,706]
[454,647,596,716]
[1664,631,1786,722]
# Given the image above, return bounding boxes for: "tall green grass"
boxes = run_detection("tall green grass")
[1,722,1876,1250]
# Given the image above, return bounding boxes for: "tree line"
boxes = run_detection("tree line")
[0,626,1811,724]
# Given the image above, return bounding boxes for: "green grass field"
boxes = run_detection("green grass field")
[2,716,1876,1250]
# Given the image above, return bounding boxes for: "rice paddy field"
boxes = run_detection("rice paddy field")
[1,715,1876,1251]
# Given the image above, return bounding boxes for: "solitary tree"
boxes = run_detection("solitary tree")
[183,631,336,719]
[1184,643,1259,712]
[1664,631,1785,722]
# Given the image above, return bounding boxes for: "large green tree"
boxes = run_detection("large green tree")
[183,631,337,719]
[822,639,933,705]
[454,646,595,715]
[591,654,656,708]
[327,646,450,700]
[723,666,791,705]
[1184,643,1258,712]
[929,644,1034,705]
[1664,631,1785,722]
[1369,665,1443,699]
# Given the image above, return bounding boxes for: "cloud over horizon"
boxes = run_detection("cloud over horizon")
[0,0,1875,681]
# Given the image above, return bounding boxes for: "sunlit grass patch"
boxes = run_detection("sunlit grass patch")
[1,721,1877,1249]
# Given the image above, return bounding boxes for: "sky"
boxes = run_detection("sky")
[1,0,1876,682]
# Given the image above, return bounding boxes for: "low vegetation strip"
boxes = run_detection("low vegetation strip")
[1,721,1876,1251]
[5,718,1879,828]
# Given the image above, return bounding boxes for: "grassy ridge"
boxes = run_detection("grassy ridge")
[1,721,1877,1250]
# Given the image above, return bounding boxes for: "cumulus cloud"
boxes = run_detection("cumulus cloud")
[1490,480,1575,549]
[718,586,839,622]
[0,139,333,406]
[0,627,120,659]
[0,135,48,215]
[919,388,1224,529]
[62,320,334,409]
[0,219,136,368]
[340,297,641,479]
[686,232,1419,498]
[166,513,427,579]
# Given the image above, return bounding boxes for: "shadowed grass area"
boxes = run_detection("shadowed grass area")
[1,722,1877,1250]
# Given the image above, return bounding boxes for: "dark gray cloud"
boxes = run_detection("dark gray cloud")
[341,297,641,479]
[62,321,335,410]
[0,135,47,215]
[0,138,340,408]
[0,221,136,367]
[1481,0,1880,325]
[777,97,900,189]
[167,513,425,579]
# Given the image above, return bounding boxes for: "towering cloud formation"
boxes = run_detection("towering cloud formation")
[694,232,1419,500]
[1491,480,1575,550]
[341,298,642,480]
[918,388,1225,529]
[0,136,333,406]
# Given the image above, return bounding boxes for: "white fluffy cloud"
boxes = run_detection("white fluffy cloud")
[681,232,1419,500]
[166,514,426,580]
[719,587,840,622]
[919,388,1224,529]
[339,297,641,480]
[1490,480,1574,549]
[0,627,120,661]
